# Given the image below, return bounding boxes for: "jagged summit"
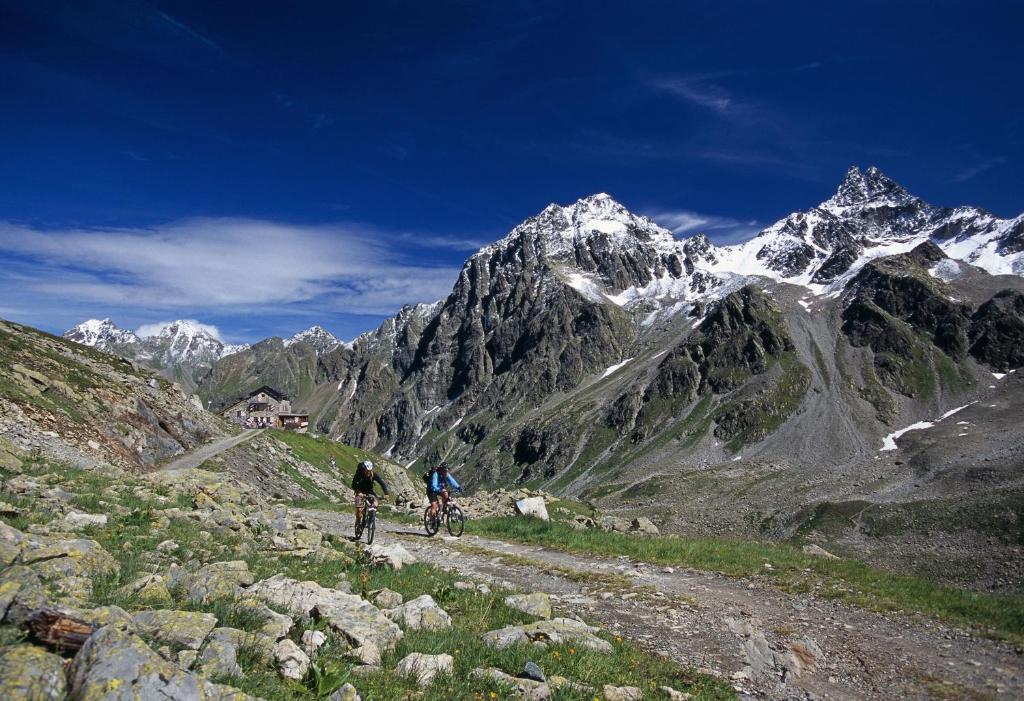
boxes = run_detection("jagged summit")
[285,325,346,354]
[823,165,917,210]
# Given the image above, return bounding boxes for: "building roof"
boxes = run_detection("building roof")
[248,385,288,401]
[216,385,289,413]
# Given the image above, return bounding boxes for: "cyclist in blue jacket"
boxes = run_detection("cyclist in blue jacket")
[428,461,462,520]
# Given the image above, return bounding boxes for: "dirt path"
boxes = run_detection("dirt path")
[292,507,1022,701]
[160,428,262,472]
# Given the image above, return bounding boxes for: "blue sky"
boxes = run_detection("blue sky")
[0,0,1021,343]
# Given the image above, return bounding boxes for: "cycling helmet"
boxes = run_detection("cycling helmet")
[359,460,374,472]
[439,461,449,471]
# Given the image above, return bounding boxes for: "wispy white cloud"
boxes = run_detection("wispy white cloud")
[155,11,227,56]
[0,218,463,333]
[644,208,763,244]
[648,77,733,114]
[951,156,1007,183]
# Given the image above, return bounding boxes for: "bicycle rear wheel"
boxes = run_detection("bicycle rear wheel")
[423,507,439,536]
[365,512,376,544]
[446,505,464,537]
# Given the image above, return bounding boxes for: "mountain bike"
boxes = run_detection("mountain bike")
[423,491,464,537]
[354,494,379,544]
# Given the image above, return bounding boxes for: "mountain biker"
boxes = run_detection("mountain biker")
[428,461,462,520]
[352,460,389,530]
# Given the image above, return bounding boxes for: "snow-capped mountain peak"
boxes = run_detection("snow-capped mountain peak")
[284,325,346,354]
[64,318,139,348]
[64,317,248,372]
[822,165,917,212]
[136,319,221,343]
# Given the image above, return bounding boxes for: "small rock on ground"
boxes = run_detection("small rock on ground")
[504,592,552,619]
[395,652,453,687]
[273,638,309,681]
[372,588,403,609]
[603,684,643,701]
[384,594,452,631]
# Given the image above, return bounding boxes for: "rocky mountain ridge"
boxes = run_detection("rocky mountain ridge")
[61,167,1024,585]
[198,167,1024,465]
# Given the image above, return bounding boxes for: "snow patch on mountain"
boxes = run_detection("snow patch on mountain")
[564,272,610,304]
[599,357,634,379]
[880,403,976,451]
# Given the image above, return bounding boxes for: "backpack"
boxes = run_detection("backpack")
[421,468,434,487]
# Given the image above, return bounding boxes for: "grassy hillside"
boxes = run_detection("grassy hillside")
[260,430,420,502]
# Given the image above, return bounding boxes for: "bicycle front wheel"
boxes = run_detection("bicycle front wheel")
[446,505,465,537]
[423,507,439,536]
[365,512,376,544]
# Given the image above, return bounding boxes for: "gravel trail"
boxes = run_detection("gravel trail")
[292,507,1023,701]
[160,428,263,472]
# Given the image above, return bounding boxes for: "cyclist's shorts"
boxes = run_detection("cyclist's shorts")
[354,492,366,509]
[427,491,440,504]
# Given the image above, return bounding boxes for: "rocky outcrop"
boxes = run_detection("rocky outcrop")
[247,574,403,650]
[611,286,806,443]
[0,319,225,471]
[843,243,972,361]
[67,625,257,701]
[968,289,1024,371]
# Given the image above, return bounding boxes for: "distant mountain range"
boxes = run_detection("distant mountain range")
[63,319,340,393]
[61,166,1024,584]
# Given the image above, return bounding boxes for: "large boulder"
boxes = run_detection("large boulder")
[0,644,67,701]
[131,610,218,651]
[482,618,613,653]
[515,497,549,521]
[384,595,452,631]
[248,575,402,650]
[395,652,453,687]
[67,625,259,700]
